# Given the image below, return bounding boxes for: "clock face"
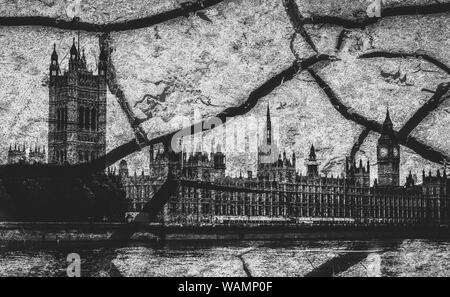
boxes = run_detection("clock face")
[393,147,399,157]
[380,147,388,157]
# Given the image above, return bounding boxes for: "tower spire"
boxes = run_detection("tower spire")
[382,107,393,133]
[265,103,272,145]
[309,144,316,161]
[307,144,319,178]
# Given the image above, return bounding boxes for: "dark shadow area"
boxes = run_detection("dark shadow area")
[0,171,126,222]
[304,241,401,277]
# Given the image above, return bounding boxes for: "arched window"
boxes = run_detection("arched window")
[56,150,60,163]
[91,151,96,161]
[78,106,84,130]
[84,151,89,162]
[78,151,83,162]
[56,108,60,131]
[91,108,96,131]
[84,108,90,130]
[64,107,68,130]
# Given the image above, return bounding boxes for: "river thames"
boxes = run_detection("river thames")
[1,239,450,277]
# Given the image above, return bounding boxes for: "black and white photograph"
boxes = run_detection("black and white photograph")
[0,0,450,285]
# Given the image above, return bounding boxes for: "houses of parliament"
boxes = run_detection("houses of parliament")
[7,37,107,166]
[6,38,450,226]
[116,106,450,226]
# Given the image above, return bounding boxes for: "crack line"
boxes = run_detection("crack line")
[307,68,450,165]
[359,51,450,75]
[302,3,450,29]
[282,0,318,53]
[0,0,227,32]
[100,34,148,147]
[350,128,371,161]
[399,82,450,137]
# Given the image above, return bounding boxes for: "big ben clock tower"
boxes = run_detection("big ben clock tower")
[377,108,400,187]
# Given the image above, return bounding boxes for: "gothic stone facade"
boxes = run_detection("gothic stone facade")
[7,144,46,165]
[48,39,107,165]
[116,107,450,226]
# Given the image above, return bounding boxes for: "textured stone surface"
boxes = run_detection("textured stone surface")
[0,0,179,23]
[0,0,449,184]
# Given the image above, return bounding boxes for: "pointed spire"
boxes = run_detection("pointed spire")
[382,107,393,132]
[265,103,272,145]
[70,37,78,57]
[51,43,58,60]
[309,144,316,161]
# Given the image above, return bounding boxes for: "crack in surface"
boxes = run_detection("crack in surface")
[350,51,450,156]
[359,52,450,75]
[237,254,252,277]
[282,0,318,53]
[281,1,450,164]
[302,3,450,29]
[100,33,148,147]
[350,128,371,161]
[236,247,256,277]
[308,68,450,165]
[399,82,450,138]
[303,242,394,277]
[0,0,227,32]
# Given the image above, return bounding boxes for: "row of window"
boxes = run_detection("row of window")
[56,107,67,131]
[53,150,99,163]
[79,151,98,162]
[55,106,98,131]
[78,106,98,131]
[55,150,67,164]
[169,201,442,219]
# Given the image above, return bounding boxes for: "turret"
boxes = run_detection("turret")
[98,40,108,76]
[69,37,79,71]
[377,107,400,187]
[50,43,60,81]
[119,160,129,178]
[265,104,272,145]
[405,171,415,188]
[307,144,319,178]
